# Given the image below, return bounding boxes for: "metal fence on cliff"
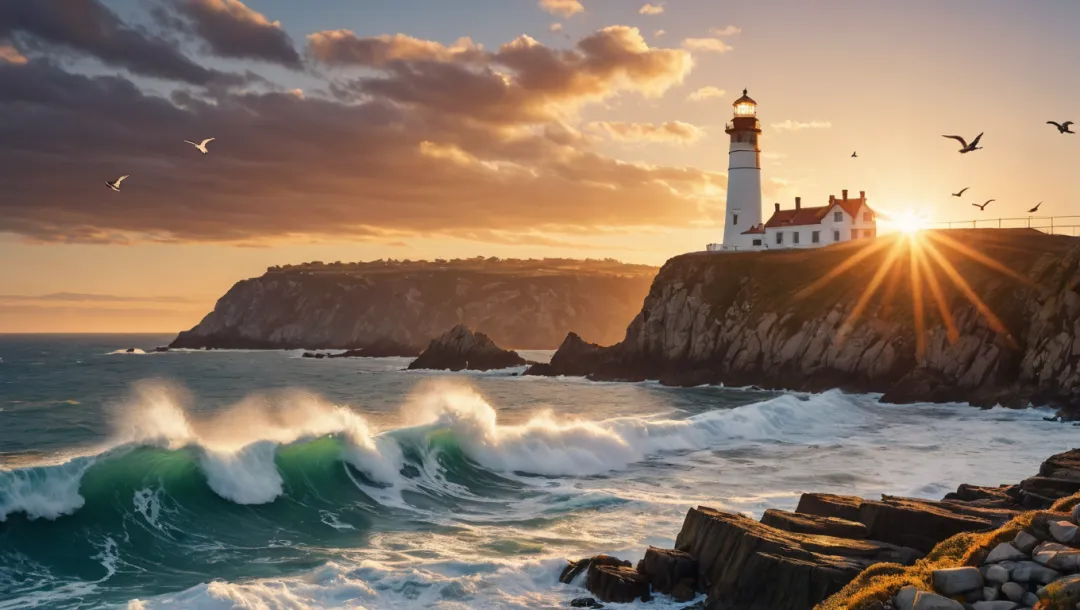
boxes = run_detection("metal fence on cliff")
[929,215,1080,236]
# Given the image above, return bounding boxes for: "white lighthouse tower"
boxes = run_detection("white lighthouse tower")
[719,89,764,250]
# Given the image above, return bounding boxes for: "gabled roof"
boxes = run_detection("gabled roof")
[764,199,873,229]
[741,225,766,235]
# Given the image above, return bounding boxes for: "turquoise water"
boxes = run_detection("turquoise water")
[0,335,1076,609]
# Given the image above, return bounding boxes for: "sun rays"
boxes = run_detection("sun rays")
[796,228,1027,359]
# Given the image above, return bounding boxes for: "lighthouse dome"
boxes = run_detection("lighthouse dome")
[733,88,757,116]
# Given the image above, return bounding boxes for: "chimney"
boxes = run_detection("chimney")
[774,203,781,213]
[829,195,835,204]
[860,190,865,200]
[842,189,848,200]
[795,197,801,210]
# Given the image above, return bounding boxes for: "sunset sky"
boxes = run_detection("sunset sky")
[1,0,1077,333]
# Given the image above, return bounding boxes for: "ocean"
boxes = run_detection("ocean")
[0,334,1076,609]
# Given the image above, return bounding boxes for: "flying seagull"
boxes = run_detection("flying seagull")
[1028,201,1043,213]
[105,175,129,192]
[1047,121,1075,134]
[851,151,858,158]
[952,187,969,198]
[184,138,215,154]
[972,199,994,211]
[942,132,984,153]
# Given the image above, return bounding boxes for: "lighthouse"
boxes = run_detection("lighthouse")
[719,89,764,250]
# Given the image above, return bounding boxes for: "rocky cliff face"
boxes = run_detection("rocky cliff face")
[532,230,1080,413]
[407,325,526,371]
[171,259,656,351]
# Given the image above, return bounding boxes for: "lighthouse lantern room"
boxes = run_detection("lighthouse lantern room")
[713,89,765,251]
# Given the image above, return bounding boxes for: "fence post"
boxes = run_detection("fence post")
[1051,216,1055,234]
[998,218,1002,229]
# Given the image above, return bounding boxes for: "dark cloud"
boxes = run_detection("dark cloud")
[0,21,722,245]
[0,0,241,86]
[166,0,302,68]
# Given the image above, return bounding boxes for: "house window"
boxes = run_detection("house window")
[833,230,841,242]
[752,239,762,247]
[863,212,872,222]
[733,214,738,226]
[834,211,844,222]
[793,232,800,245]
[851,229,859,239]
[776,232,784,245]
[812,231,820,243]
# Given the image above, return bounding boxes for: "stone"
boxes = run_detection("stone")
[669,578,696,603]
[971,602,1019,610]
[1013,531,1040,554]
[569,598,604,608]
[1009,560,1061,584]
[1001,582,1026,603]
[1033,541,1080,571]
[932,567,983,596]
[894,586,965,610]
[795,493,865,523]
[860,498,995,553]
[1073,503,1080,525]
[408,325,527,371]
[585,565,650,604]
[676,507,921,610]
[987,542,1030,563]
[559,555,630,585]
[635,547,696,595]
[1037,574,1080,605]
[760,508,869,539]
[983,585,1001,601]
[524,332,611,378]
[986,564,1010,585]
[1050,519,1080,544]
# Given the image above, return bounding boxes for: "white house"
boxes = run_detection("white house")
[761,191,878,249]
[705,89,878,251]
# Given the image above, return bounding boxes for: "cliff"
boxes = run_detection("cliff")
[171,258,656,351]
[530,230,1080,414]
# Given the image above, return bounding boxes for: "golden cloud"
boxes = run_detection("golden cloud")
[639,4,665,15]
[688,86,725,101]
[539,0,584,17]
[587,120,703,143]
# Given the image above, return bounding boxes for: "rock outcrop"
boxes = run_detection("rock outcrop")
[171,258,656,351]
[407,325,527,371]
[561,447,1080,610]
[533,230,1080,415]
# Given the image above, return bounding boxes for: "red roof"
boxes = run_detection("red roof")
[741,225,765,235]
[764,198,872,229]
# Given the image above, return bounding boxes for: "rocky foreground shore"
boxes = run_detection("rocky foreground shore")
[561,447,1080,610]
[529,230,1080,416]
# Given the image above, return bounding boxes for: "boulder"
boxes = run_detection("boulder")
[569,597,604,608]
[585,565,650,604]
[1033,542,1080,572]
[932,567,983,596]
[674,507,921,610]
[1036,573,1080,606]
[525,332,610,378]
[1020,476,1080,503]
[986,564,1011,585]
[987,543,1031,564]
[761,508,869,539]
[1040,449,1080,481]
[944,484,1017,507]
[669,578,696,603]
[408,325,526,371]
[636,547,696,595]
[1000,581,1026,603]
[894,586,965,610]
[1010,560,1061,584]
[559,555,630,585]
[983,584,1001,601]
[970,602,1019,610]
[795,493,865,523]
[859,498,995,553]
[1014,530,1041,554]
[1050,520,1080,544]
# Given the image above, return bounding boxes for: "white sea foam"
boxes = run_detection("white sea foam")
[0,457,93,522]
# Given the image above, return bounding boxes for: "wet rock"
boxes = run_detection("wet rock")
[569,598,604,608]
[559,555,630,585]
[795,493,865,523]
[669,578,696,603]
[1001,582,1026,603]
[971,602,1019,610]
[525,332,610,378]
[987,543,1031,563]
[761,508,869,539]
[585,565,651,604]
[932,567,983,596]
[894,586,964,610]
[408,325,526,371]
[675,507,921,610]
[860,498,995,553]
[1050,520,1079,544]
[636,547,696,595]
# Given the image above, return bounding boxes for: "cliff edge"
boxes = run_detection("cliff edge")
[171,258,656,351]
[530,229,1080,414]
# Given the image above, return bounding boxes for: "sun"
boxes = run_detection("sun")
[888,209,930,235]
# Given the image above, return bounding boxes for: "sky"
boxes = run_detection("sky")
[0,0,1077,333]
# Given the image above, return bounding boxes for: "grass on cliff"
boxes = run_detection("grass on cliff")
[817,493,1080,610]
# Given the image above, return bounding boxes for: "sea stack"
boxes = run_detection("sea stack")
[408,325,526,371]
